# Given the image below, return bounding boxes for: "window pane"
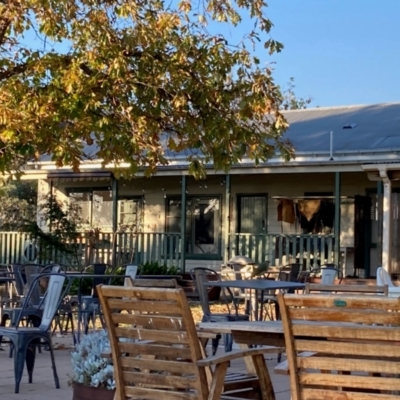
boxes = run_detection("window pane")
[240,196,267,234]
[192,198,220,255]
[92,190,113,229]
[69,192,91,226]
[118,199,140,229]
[166,199,181,232]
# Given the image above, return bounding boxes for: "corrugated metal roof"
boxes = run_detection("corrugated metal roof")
[282,103,400,152]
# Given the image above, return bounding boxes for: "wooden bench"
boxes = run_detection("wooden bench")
[305,282,389,295]
[277,293,400,399]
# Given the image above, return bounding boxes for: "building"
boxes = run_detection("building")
[19,103,400,276]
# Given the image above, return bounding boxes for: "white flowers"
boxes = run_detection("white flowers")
[71,330,115,390]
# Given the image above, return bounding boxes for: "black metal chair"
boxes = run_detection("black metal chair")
[190,267,249,354]
[0,273,71,393]
[261,263,302,321]
[79,263,114,334]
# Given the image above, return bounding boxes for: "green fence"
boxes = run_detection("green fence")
[0,231,182,269]
[229,233,335,269]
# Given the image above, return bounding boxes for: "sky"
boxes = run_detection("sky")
[234,0,400,108]
[21,0,400,108]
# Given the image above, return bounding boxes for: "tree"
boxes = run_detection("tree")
[0,0,294,179]
[280,77,312,110]
[0,181,37,230]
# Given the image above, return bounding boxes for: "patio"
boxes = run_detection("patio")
[0,334,291,400]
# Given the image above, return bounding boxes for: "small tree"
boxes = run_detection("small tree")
[24,194,82,267]
[0,181,37,231]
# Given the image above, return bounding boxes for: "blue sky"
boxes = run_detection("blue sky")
[231,0,400,107]
[22,0,400,108]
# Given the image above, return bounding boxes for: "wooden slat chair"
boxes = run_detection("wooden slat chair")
[305,283,389,295]
[97,285,283,400]
[277,293,400,399]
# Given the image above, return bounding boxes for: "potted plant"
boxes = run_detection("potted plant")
[70,330,115,400]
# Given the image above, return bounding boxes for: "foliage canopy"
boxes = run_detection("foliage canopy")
[0,0,294,178]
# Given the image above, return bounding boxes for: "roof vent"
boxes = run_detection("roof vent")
[342,123,357,129]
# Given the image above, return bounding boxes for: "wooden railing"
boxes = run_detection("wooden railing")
[0,231,182,269]
[228,233,335,269]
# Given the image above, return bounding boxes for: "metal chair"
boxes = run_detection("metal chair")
[261,263,302,321]
[306,263,343,284]
[0,273,71,393]
[190,267,249,354]
[79,263,113,334]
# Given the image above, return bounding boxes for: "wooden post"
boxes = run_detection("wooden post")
[111,176,118,266]
[334,172,341,268]
[224,174,231,264]
[180,175,187,273]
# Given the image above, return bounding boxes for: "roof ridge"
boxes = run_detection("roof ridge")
[282,102,400,113]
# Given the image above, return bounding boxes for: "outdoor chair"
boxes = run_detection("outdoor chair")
[278,292,400,399]
[191,267,250,354]
[303,263,343,284]
[97,284,282,400]
[305,282,389,295]
[261,263,302,321]
[0,273,71,393]
[79,263,114,333]
[376,266,400,296]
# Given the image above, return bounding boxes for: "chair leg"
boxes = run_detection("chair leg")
[47,338,60,389]
[13,337,28,394]
[25,342,36,383]
[211,336,220,355]
[223,333,233,353]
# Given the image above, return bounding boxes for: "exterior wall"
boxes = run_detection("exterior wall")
[45,170,387,274]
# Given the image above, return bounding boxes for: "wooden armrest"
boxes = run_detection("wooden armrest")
[274,351,317,375]
[197,346,284,367]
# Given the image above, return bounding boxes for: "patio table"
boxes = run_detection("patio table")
[203,279,304,320]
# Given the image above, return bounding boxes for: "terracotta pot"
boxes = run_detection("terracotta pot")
[72,383,115,400]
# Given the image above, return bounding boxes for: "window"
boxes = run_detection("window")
[68,188,113,230]
[166,196,221,258]
[118,198,142,231]
[238,195,268,234]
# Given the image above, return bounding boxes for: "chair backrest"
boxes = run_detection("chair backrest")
[306,264,343,284]
[192,268,215,316]
[190,266,222,305]
[84,263,112,297]
[278,293,400,400]
[124,265,138,285]
[278,263,302,282]
[305,283,389,296]
[41,264,62,273]
[97,285,210,400]
[17,273,70,331]
[23,264,42,305]
[376,266,395,287]
[8,264,24,296]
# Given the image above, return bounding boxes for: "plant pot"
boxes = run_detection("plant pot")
[72,383,115,400]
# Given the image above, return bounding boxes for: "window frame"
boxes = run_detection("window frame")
[165,195,223,260]
[67,187,114,230]
[236,193,269,234]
